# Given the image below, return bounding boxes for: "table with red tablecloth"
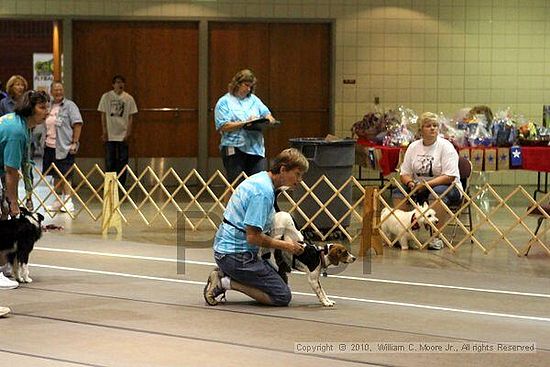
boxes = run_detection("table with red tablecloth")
[358,139,550,173]
[356,138,404,176]
[520,146,550,199]
[356,139,550,197]
[459,146,550,173]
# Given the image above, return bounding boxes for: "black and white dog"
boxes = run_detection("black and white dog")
[0,207,44,283]
[261,211,356,307]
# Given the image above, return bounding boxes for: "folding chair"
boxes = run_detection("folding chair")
[525,203,550,255]
[448,156,473,245]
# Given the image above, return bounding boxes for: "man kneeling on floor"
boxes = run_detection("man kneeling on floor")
[204,148,307,306]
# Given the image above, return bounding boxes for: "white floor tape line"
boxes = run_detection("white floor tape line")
[32,263,550,323]
[35,246,550,299]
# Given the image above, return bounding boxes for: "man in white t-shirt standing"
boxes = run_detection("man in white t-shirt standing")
[98,75,138,187]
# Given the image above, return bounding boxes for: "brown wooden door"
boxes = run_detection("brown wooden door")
[208,22,330,159]
[208,23,270,157]
[73,21,199,158]
[0,20,53,89]
[266,23,331,156]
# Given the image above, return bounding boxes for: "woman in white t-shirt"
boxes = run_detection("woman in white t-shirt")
[399,112,462,203]
[394,112,462,249]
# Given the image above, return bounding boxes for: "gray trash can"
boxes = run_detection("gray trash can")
[289,138,356,234]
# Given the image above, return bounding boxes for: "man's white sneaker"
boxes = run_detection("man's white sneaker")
[60,198,75,213]
[0,273,18,289]
[0,306,10,317]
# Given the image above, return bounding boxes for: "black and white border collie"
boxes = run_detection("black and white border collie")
[261,211,356,307]
[0,207,43,283]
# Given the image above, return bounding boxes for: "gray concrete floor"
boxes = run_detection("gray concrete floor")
[2,181,550,366]
[1,220,549,366]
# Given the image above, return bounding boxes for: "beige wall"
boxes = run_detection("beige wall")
[2,0,548,185]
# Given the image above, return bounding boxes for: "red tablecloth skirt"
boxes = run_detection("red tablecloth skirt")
[521,147,550,173]
[357,138,403,176]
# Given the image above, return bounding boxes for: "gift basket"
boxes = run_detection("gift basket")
[464,108,494,147]
[492,107,516,147]
[468,105,494,133]
[382,106,417,147]
[467,119,494,147]
[440,113,468,148]
[517,120,550,146]
[351,111,385,142]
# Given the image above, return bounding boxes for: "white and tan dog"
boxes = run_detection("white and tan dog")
[261,211,356,307]
[380,202,439,250]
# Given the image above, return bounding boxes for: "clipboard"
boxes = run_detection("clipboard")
[243,118,281,131]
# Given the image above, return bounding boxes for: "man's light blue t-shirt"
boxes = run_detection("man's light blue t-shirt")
[0,113,28,175]
[214,93,270,157]
[213,171,275,254]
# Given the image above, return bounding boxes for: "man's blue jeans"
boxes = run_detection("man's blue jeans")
[214,251,291,306]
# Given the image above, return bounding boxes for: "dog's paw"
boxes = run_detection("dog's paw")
[322,299,335,307]
[401,246,409,250]
[16,276,32,283]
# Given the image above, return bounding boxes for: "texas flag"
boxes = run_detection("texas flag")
[510,145,522,167]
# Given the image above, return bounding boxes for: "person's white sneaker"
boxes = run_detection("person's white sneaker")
[47,199,63,212]
[60,198,75,213]
[0,306,10,317]
[0,263,12,277]
[428,238,444,250]
[0,272,18,289]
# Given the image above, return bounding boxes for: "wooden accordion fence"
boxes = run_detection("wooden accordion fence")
[368,177,550,257]
[21,164,550,257]
[27,164,365,242]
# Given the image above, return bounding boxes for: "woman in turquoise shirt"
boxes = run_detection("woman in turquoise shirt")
[0,90,49,290]
[214,69,277,183]
[0,90,49,217]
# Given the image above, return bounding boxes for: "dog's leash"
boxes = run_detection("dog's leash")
[222,217,246,233]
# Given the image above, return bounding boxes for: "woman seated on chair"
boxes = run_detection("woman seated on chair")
[393,112,463,249]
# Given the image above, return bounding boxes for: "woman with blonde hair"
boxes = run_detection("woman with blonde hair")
[394,112,462,249]
[0,75,28,116]
[0,75,34,209]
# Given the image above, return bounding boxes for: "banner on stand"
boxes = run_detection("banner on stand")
[33,53,54,92]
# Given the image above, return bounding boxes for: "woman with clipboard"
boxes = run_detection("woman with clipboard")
[214,69,278,184]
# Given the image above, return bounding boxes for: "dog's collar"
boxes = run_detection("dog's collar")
[22,214,40,226]
[411,214,420,230]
